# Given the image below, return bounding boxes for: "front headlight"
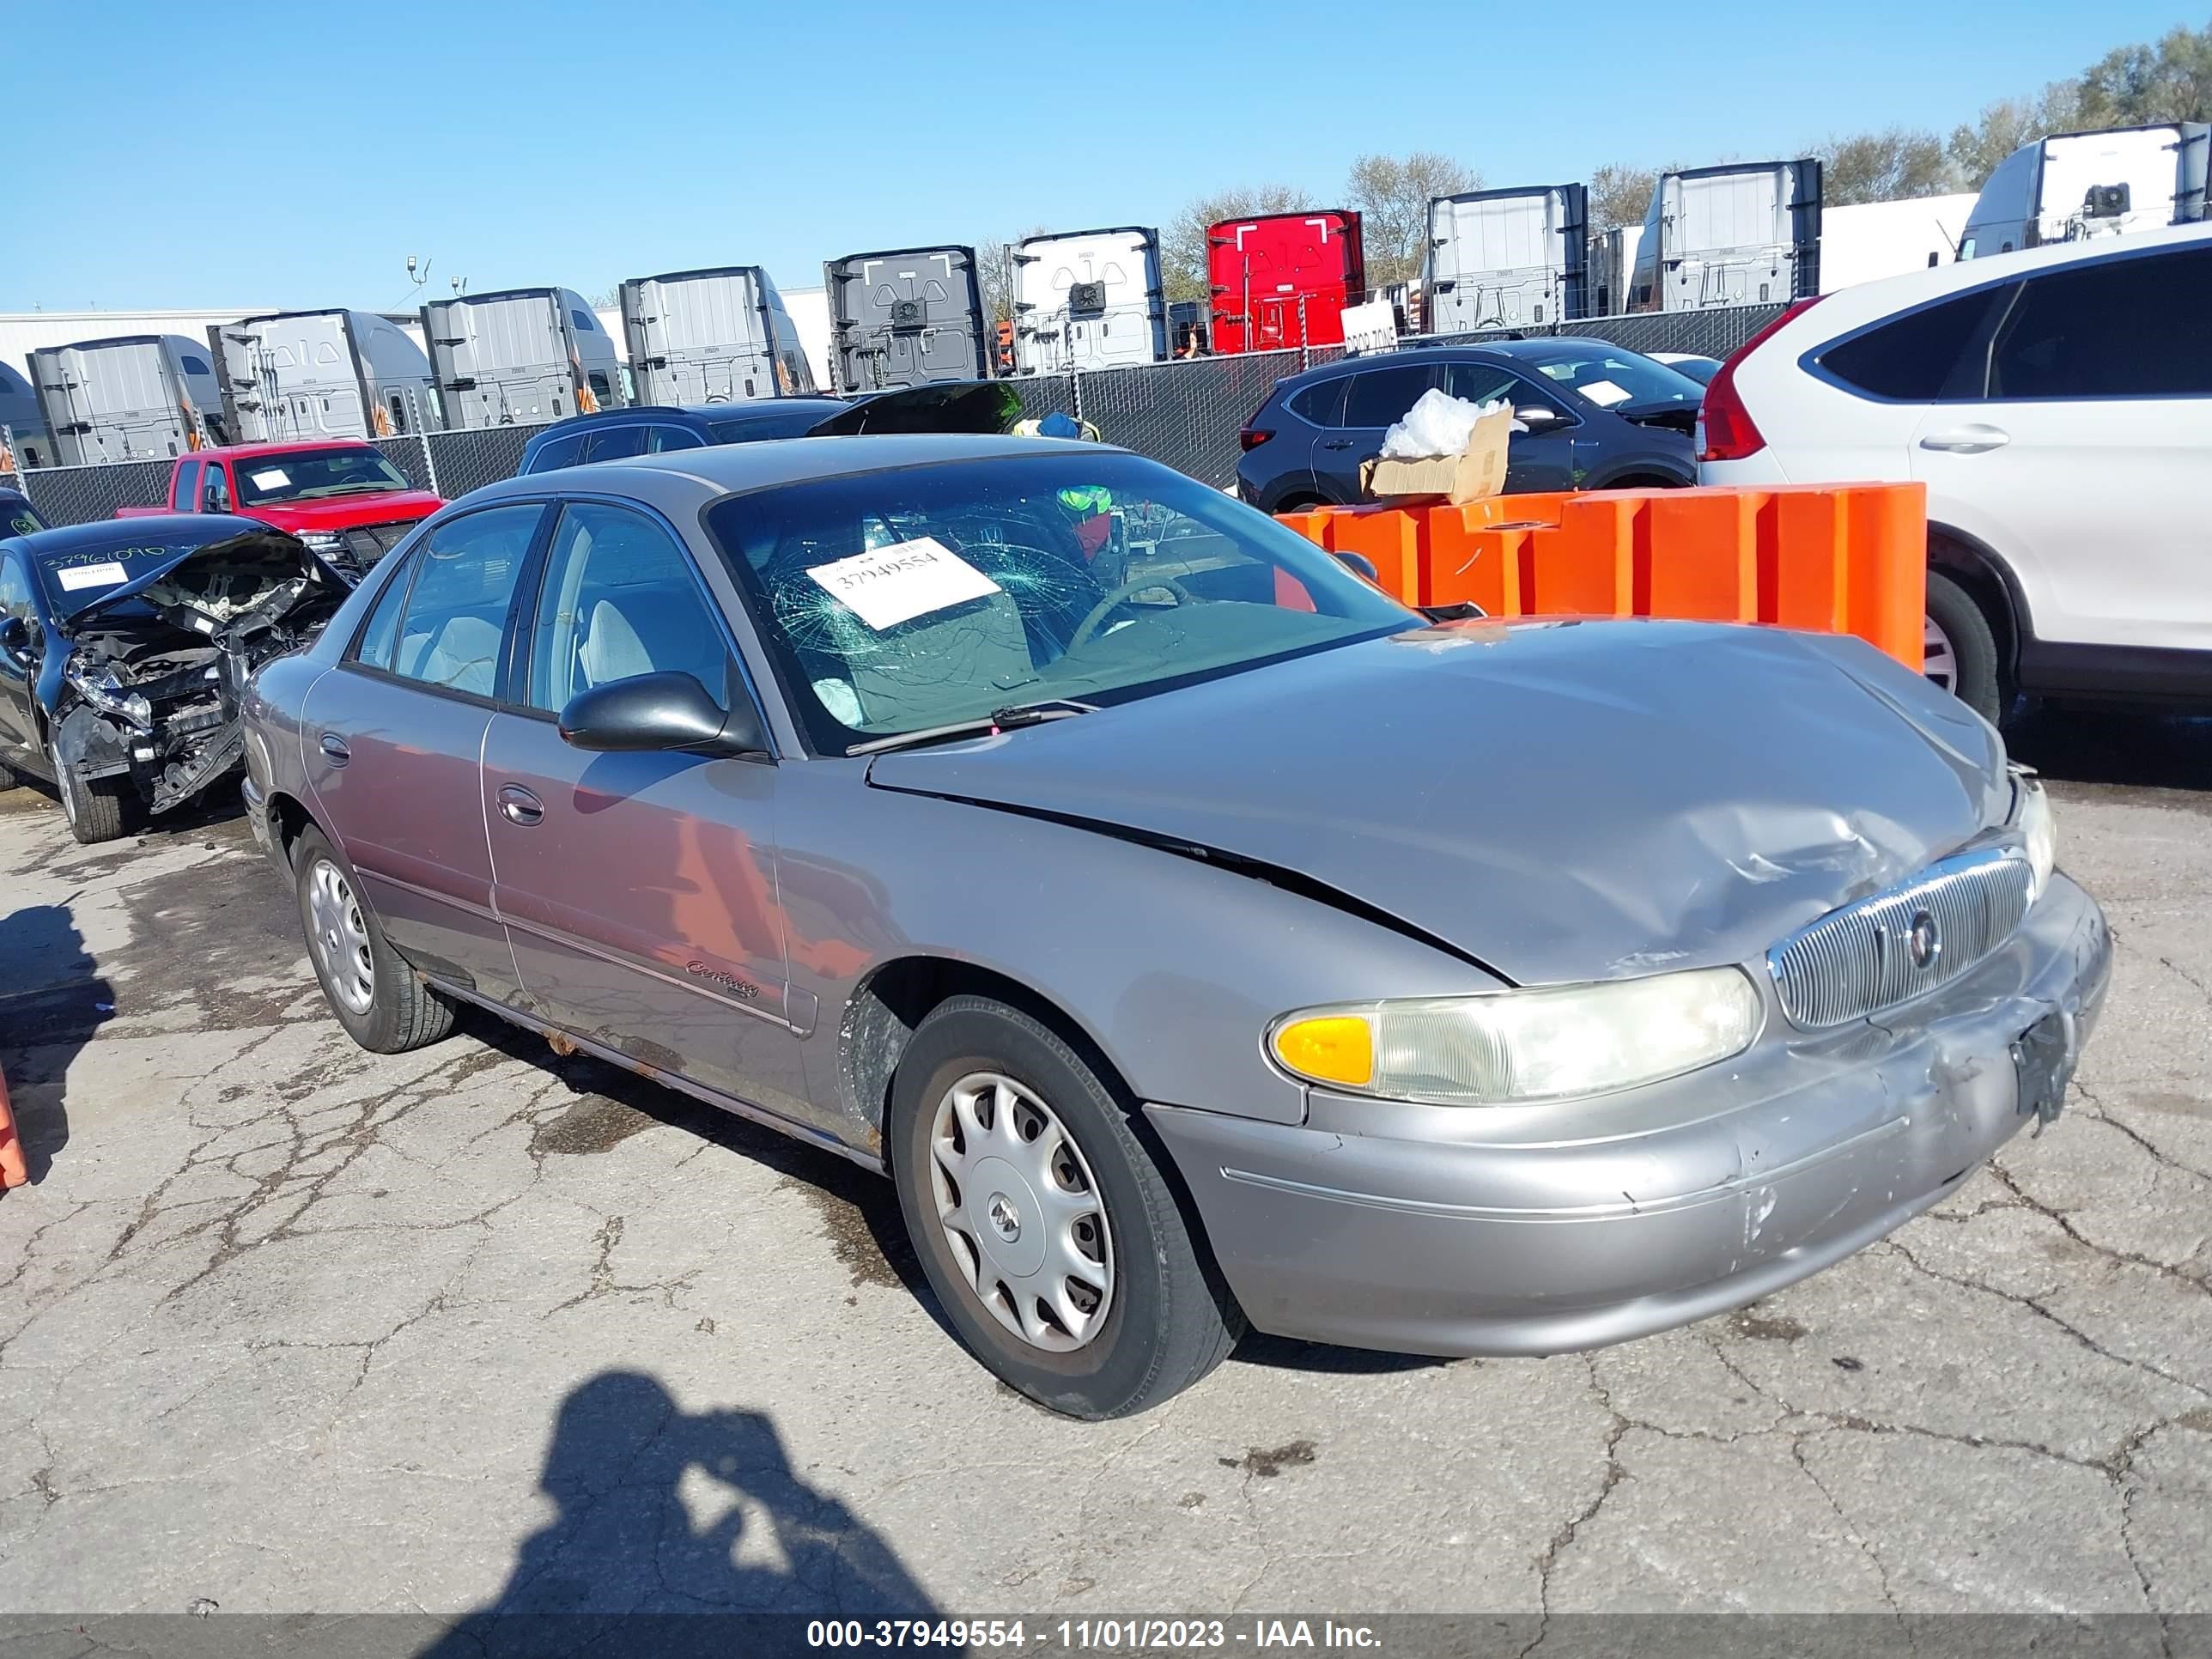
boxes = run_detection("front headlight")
[2013,770,2056,899]
[1268,967,1764,1106]
[298,531,346,551]
[65,665,155,732]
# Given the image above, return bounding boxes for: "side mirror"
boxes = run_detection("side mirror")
[1332,550,1380,583]
[0,615,31,659]
[1515,404,1564,430]
[558,672,769,758]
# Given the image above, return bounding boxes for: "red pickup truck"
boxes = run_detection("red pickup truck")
[117,440,442,568]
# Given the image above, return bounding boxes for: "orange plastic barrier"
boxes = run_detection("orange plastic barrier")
[0,1065,25,1189]
[1279,483,1927,672]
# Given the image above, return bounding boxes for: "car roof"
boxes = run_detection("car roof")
[525,399,849,438]
[6,514,265,556]
[1274,335,1589,389]
[473,432,1105,510]
[1790,220,2212,337]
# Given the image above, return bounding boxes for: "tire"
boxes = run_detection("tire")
[0,760,18,793]
[1924,569,2003,726]
[46,736,129,845]
[889,996,1243,1419]
[293,825,454,1054]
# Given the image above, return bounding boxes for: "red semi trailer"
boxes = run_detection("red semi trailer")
[1206,210,1366,353]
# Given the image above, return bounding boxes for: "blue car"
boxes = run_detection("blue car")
[1235,338,1702,514]
[0,515,344,842]
[520,383,1036,476]
[519,400,850,474]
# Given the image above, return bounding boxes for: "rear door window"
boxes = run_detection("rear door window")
[526,433,586,474]
[386,504,543,698]
[580,424,649,464]
[1988,246,2212,400]
[1287,378,1347,426]
[1818,284,2015,401]
[1340,364,1440,429]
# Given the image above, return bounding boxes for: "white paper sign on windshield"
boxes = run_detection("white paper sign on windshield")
[57,561,129,592]
[805,538,1002,631]
[1577,380,1632,408]
[249,467,290,489]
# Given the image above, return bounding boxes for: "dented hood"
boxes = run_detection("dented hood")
[866,618,2010,986]
[66,528,343,631]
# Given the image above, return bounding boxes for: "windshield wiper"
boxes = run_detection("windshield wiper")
[846,699,1097,757]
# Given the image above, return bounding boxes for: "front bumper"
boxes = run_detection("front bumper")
[1146,872,2112,1358]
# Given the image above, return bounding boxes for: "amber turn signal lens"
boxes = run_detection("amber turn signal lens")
[1271,1015,1375,1088]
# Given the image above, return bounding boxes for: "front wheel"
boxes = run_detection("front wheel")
[1924,569,2003,725]
[46,736,129,844]
[294,825,454,1053]
[890,996,1242,1419]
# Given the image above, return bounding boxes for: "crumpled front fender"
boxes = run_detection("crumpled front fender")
[55,703,131,783]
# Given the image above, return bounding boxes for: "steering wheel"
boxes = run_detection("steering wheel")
[1068,575,1198,650]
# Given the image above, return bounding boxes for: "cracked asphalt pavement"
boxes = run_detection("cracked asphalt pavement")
[3,705,2210,1627]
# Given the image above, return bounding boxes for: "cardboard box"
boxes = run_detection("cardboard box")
[1360,407,1514,505]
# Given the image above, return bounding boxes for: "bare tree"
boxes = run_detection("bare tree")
[1161,184,1315,302]
[1587,163,1663,230]
[1344,151,1480,289]
[1815,127,1960,205]
[977,228,1050,326]
[1947,87,2082,189]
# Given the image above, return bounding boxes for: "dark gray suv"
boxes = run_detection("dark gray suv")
[1236,338,1703,512]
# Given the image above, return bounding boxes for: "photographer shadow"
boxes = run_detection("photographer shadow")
[420,1370,939,1658]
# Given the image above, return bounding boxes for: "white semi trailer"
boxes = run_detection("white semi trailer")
[210,309,437,442]
[1012,227,1167,373]
[618,266,817,404]
[1631,161,1824,312]
[1960,124,2209,258]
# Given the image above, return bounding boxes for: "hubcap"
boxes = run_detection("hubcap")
[307,859,376,1016]
[1923,614,1958,696]
[927,1072,1115,1352]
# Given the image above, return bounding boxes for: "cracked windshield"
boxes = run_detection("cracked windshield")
[708,453,1414,753]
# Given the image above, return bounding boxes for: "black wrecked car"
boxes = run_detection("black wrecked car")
[0,515,349,842]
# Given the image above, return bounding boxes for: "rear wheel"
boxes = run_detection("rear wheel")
[294,825,454,1053]
[890,996,1242,1419]
[0,761,19,793]
[1925,569,2002,725]
[46,736,129,844]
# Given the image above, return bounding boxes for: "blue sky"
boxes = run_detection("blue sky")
[5,0,2197,312]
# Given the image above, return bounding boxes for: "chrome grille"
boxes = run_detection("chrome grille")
[1767,845,2033,1029]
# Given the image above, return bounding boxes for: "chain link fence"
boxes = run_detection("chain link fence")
[8,305,1788,526]
[1073,348,1309,491]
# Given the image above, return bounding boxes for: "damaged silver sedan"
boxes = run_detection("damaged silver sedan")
[237,437,2112,1418]
[0,515,349,842]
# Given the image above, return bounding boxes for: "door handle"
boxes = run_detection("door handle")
[497,784,544,826]
[1919,427,2010,454]
[318,733,351,766]
[1321,439,1358,451]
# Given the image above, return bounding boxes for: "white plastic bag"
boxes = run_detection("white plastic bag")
[1377,388,1517,459]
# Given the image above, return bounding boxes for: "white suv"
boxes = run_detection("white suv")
[1698,224,2212,720]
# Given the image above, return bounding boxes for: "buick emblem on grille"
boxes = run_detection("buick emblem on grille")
[1908,909,1942,969]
